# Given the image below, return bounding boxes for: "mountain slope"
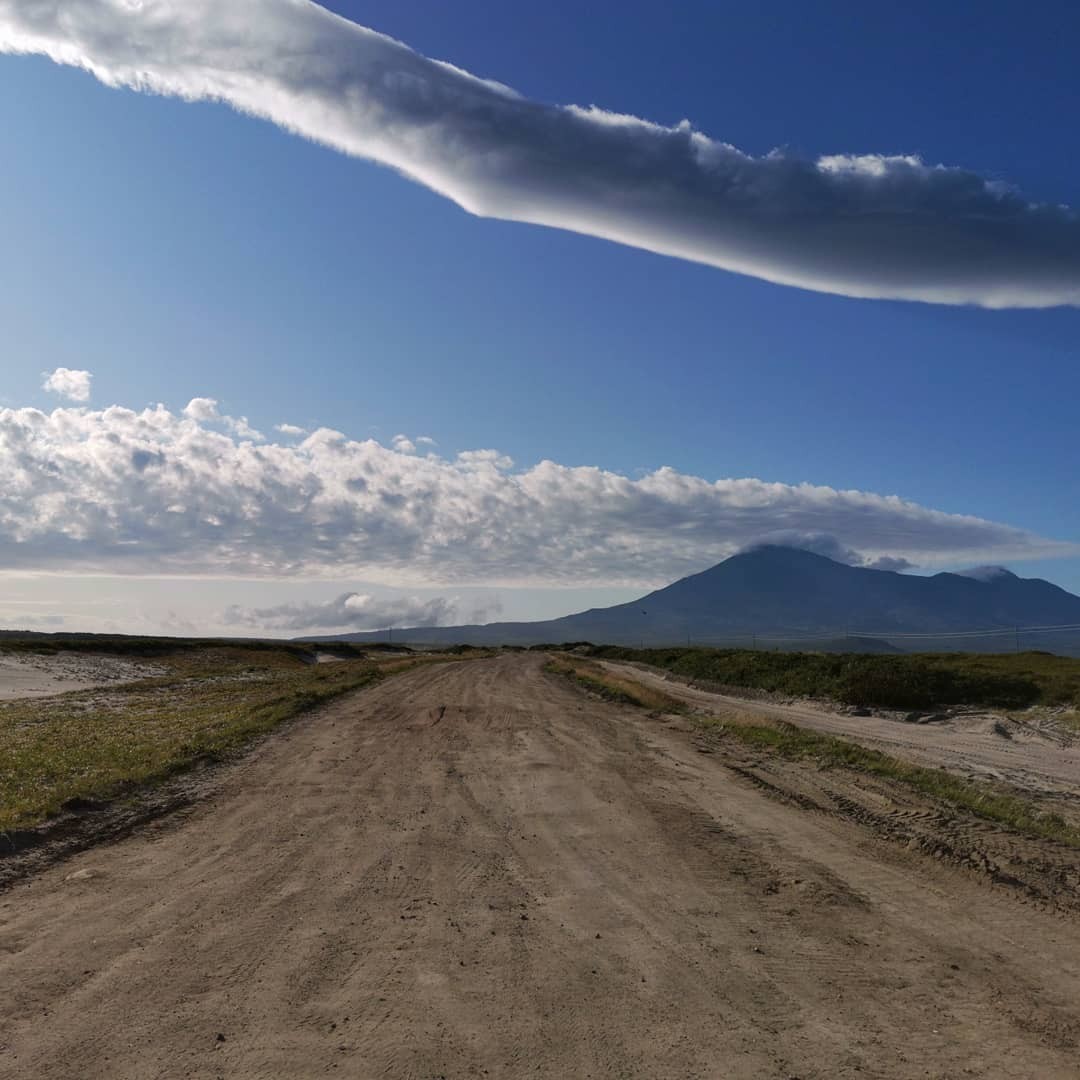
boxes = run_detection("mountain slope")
[306,546,1080,649]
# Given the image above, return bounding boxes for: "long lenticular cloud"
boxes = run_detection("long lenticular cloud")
[2,1,1079,308]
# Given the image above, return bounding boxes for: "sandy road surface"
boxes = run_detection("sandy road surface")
[2,654,1079,1079]
[600,659,1080,795]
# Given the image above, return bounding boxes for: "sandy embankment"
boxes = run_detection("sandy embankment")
[0,653,162,700]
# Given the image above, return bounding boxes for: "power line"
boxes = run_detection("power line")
[867,623,1080,640]
[747,622,1080,642]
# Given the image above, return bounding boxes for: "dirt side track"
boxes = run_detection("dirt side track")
[2,655,1079,1079]
[597,658,1080,795]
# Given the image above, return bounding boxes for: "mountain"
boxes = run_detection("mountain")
[305,546,1080,651]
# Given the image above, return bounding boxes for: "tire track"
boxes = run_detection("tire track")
[1,655,1079,1078]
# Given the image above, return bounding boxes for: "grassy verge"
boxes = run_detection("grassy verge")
[579,645,1080,710]
[543,657,684,712]
[0,645,461,834]
[1058,711,1080,733]
[699,714,1080,848]
[548,656,1080,849]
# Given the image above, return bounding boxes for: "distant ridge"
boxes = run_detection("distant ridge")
[304,546,1080,652]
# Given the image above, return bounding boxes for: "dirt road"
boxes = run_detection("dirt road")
[600,658,1080,795]
[2,654,1079,1078]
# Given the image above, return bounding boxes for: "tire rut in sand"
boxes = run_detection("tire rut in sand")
[3,654,1080,1079]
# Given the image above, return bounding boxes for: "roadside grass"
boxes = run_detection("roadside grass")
[0,645,470,834]
[1058,711,1080,733]
[699,713,1080,848]
[580,645,1080,710]
[543,657,685,712]
[548,656,1080,850]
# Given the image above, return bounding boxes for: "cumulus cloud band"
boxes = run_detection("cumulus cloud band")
[0,397,1073,584]
[2,0,1079,307]
[224,592,459,632]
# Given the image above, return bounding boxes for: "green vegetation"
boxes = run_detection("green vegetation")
[581,645,1080,709]
[0,644,450,834]
[0,632,383,661]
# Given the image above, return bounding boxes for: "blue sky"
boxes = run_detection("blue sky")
[1,1,1079,633]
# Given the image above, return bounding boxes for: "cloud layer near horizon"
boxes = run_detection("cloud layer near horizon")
[0,396,1073,586]
[2,1,1079,307]
[223,592,462,632]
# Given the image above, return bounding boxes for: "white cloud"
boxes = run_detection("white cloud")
[416,436,437,447]
[1,1,1078,307]
[224,591,458,632]
[225,415,264,441]
[864,555,916,573]
[42,367,92,402]
[276,423,306,437]
[0,612,65,629]
[391,434,417,454]
[457,449,514,470]
[182,397,219,421]
[0,394,1072,586]
[182,397,262,439]
[743,532,916,572]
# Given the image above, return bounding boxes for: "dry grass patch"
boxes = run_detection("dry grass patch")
[544,656,685,712]
[696,712,1080,848]
[549,655,1080,851]
[0,646,479,834]
[1058,710,1080,733]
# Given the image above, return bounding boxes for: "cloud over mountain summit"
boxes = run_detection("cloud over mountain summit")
[2,0,1079,307]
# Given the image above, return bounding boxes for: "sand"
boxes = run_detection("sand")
[0,652,163,700]
[2,654,1079,1078]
